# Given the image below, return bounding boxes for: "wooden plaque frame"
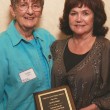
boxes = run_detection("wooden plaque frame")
[34,85,76,110]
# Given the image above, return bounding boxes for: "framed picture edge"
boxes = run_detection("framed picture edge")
[33,85,76,110]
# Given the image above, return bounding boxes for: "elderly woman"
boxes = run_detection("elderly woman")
[0,0,55,110]
[51,0,110,110]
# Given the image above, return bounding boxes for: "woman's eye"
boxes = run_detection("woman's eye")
[83,12,89,15]
[70,12,77,16]
[20,3,27,7]
[33,4,39,7]
[32,3,41,8]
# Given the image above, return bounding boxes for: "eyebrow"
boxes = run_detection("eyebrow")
[71,8,91,12]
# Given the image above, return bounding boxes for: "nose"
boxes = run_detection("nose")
[27,5,34,14]
[76,14,83,22]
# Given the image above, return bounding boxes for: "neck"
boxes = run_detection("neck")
[21,31,34,40]
[73,33,94,45]
[68,33,96,54]
[15,23,34,40]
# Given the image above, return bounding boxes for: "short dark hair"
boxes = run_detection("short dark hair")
[60,0,108,37]
[10,0,44,8]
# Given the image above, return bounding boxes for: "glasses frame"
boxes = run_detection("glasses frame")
[16,2,42,12]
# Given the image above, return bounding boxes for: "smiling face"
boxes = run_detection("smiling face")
[10,0,43,32]
[69,5,94,36]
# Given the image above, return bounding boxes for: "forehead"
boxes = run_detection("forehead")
[71,5,91,11]
[18,0,40,2]
[69,0,92,11]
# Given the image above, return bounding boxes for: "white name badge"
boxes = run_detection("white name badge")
[19,68,36,83]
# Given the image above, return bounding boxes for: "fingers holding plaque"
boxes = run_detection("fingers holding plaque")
[34,85,76,110]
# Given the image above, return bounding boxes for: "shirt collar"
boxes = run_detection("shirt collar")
[6,20,43,46]
[33,28,44,41]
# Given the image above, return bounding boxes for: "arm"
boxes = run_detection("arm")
[78,38,110,110]
[50,41,58,88]
[82,39,110,110]
[92,39,110,109]
[51,40,68,87]
[0,49,8,110]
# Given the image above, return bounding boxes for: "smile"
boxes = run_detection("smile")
[24,17,34,20]
[75,25,85,27]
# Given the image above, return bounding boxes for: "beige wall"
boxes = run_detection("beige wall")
[0,0,110,39]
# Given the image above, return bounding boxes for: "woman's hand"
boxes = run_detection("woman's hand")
[80,104,100,110]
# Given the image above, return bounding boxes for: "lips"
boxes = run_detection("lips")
[24,17,34,20]
[74,24,86,27]
[75,24,85,26]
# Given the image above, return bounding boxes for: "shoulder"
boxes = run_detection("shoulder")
[103,38,110,44]
[0,31,10,55]
[34,28,55,41]
[103,38,110,51]
[0,31,10,46]
[51,38,68,54]
[0,31,8,39]
[96,38,110,55]
[51,38,68,48]
[99,37,110,48]
[35,28,50,34]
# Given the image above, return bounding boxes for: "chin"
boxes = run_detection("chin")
[25,23,36,28]
[24,25,35,30]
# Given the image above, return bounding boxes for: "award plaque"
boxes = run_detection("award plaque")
[34,85,76,110]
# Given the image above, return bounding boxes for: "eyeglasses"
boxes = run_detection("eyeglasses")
[16,2,42,12]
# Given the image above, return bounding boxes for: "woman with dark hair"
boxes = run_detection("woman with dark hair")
[0,0,55,110]
[51,0,110,109]
[60,0,108,36]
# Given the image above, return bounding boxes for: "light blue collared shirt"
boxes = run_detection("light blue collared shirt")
[0,20,55,110]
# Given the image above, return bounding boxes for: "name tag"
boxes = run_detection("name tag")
[19,68,36,83]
